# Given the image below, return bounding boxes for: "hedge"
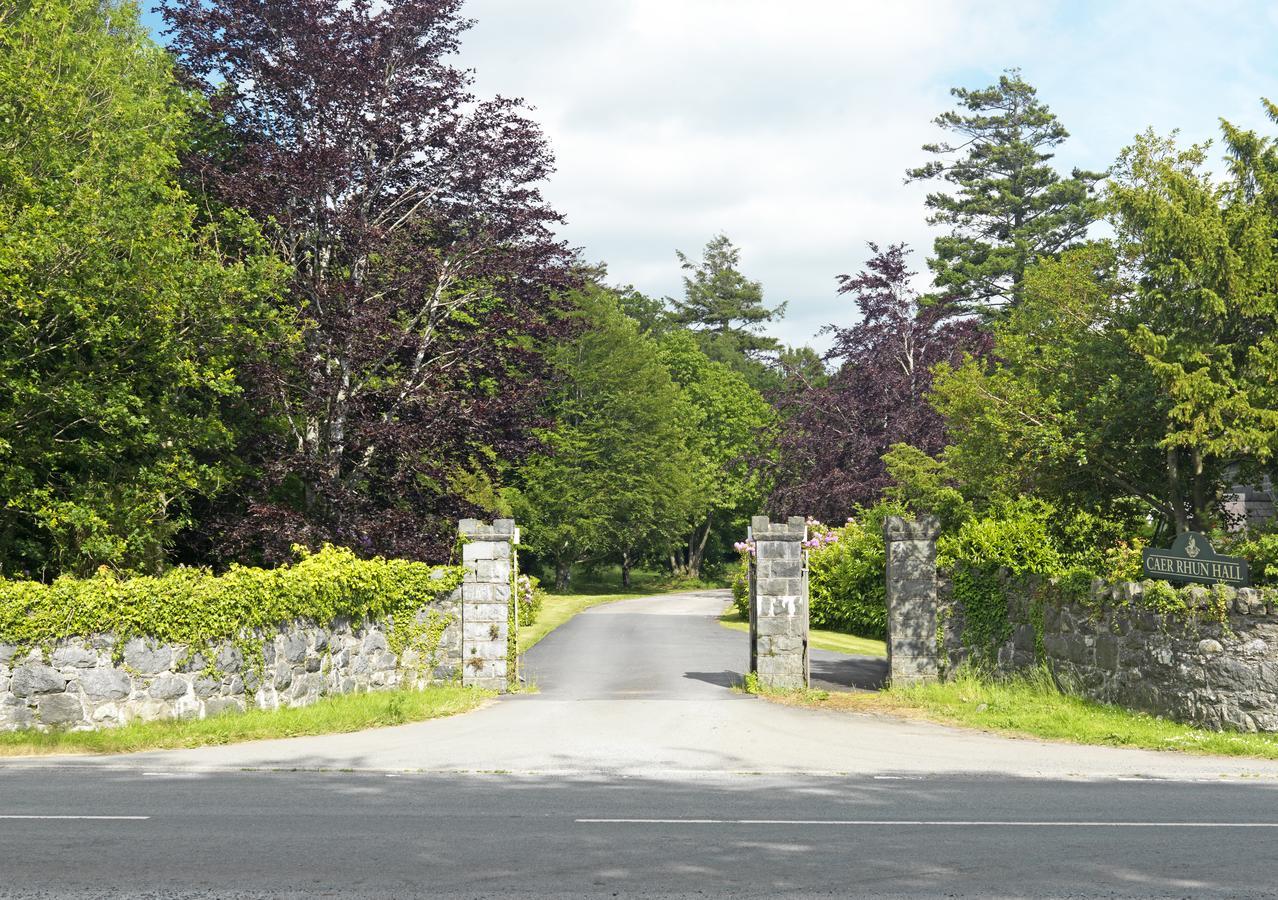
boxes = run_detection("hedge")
[0,546,463,653]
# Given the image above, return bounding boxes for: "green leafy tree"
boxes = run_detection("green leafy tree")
[0,0,286,577]
[658,331,777,578]
[670,234,786,385]
[509,287,694,589]
[1109,128,1278,531]
[907,69,1102,315]
[928,117,1278,537]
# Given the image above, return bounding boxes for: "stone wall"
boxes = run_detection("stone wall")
[0,603,461,732]
[0,516,527,733]
[938,575,1278,732]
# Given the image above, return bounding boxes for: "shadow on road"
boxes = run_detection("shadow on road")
[683,670,742,689]
[811,655,888,692]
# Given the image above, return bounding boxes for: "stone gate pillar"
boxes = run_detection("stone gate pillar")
[749,515,809,689]
[883,515,941,687]
[459,518,517,691]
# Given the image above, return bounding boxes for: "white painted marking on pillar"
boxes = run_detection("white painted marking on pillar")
[0,815,150,820]
[575,819,1278,828]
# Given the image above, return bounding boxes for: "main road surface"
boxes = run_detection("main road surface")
[4,590,1278,897]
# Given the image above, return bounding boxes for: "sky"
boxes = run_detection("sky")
[143,0,1278,351]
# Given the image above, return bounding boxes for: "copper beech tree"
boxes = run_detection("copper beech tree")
[161,0,576,562]
[769,244,988,521]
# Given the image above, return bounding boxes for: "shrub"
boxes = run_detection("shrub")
[515,573,544,627]
[730,556,750,619]
[804,504,903,639]
[939,499,1064,659]
[0,545,463,655]
[1228,531,1278,586]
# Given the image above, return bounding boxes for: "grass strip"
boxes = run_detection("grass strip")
[751,667,1278,760]
[717,609,887,657]
[0,684,491,757]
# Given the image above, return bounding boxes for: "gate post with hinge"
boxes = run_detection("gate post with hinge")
[749,515,809,689]
[883,514,941,687]
[459,518,518,691]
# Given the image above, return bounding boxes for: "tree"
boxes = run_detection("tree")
[161,0,576,563]
[658,331,776,578]
[907,69,1102,316]
[509,288,694,588]
[929,245,1170,523]
[0,0,285,577]
[670,234,786,384]
[1110,128,1278,530]
[769,244,987,521]
[931,123,1278,535]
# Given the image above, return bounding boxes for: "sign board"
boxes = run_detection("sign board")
[1142,532,1250,587]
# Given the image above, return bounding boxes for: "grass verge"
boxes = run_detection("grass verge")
[748,667,1278,760]
[718,609,886,657]
[0,684,491,757]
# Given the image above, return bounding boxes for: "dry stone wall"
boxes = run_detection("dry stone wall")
[0,603,461,733]
[941,578,1278,732]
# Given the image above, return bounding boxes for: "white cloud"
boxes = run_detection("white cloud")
[458,0,1278,349]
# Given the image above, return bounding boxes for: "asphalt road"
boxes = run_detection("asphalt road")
[4,769,1278,898]
[5,590,1278,897]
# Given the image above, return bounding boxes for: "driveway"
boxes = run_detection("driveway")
[7,589,1278,780]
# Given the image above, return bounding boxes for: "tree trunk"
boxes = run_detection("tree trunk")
[1166,447,1189,534]
[555,560,571,591]
[686,515,713,579]
[621,551,632,588]
[1190,447,1208,531]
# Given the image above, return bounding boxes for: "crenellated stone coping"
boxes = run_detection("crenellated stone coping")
[0,604,461,733]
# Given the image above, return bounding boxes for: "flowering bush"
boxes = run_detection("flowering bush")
[806,514,889,638]
[515,573,544,627]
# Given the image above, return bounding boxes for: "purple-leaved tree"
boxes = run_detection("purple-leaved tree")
[161,0,577,563]
[769,244,988,520]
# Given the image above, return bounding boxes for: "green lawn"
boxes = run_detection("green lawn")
[717,608,887,657]
[754,667,1278,760]
[0,684,491,757]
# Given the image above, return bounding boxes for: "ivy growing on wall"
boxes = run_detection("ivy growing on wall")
[0,546,463,666]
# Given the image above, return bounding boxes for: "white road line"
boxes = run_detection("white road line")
[576,819,1278,827]
[0,815,150,820]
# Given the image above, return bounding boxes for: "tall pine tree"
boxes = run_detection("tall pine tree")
[907,69,1102,316]
[669,234,786,390]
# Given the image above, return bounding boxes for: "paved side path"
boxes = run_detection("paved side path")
[6,589,1278,779]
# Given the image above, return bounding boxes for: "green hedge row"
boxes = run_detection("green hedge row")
[0,546,463,651]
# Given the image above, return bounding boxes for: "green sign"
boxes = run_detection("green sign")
[1142,532,1249,587]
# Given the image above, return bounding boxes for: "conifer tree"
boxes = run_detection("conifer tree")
[907,69,1102,316]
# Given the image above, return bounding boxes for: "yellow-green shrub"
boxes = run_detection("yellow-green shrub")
[0,546,463,653]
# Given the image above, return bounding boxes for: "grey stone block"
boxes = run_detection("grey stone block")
[216,644,243,673]
[11,664,66,697]
[282,633,308,664]
[123,639,172,675]
[205,696,245,718]
[37,692,85,727]
[51,647,98,668]
[80,668,132,701]
[148,675,188,700]
[0,644,16,666]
